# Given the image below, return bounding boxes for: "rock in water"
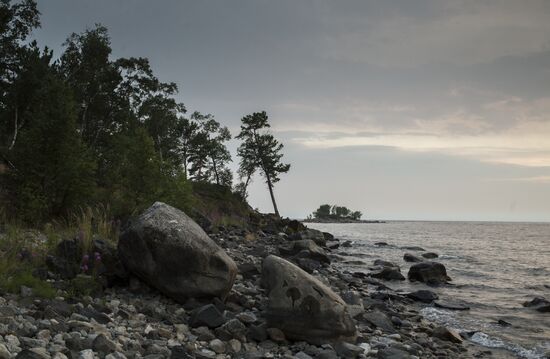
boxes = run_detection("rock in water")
[408,261,451,285]
[118,202,237,301]
[261,255,357,344]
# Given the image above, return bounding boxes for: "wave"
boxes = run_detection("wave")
[469,332,549,359]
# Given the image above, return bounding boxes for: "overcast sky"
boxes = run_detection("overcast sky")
[33,0,550,221]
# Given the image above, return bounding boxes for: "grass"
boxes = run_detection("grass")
[0,204,118,298]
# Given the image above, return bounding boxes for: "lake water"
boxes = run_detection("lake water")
[308,221,550,359]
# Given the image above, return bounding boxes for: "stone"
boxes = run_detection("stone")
[422,252,438,259]
[362,310,396,333]
[189,304,226,328]
[0,344,10,359]
[407,261,451,285]
[170,346,194,359]
[288,229,326,247]
[78,349,94,359]
[92,334,117,354]
[208,339,225,354]
[217,318,247,341]
[20,286,33,297]
[407,290,438,303]
[434,300,470,311]
[118,202,237,301]
[377,346,412,359]
[279,240,330,264]
[15,350,47,359]
[227,339,242,353]
[334,342,363,358]
[403,253,422,263]
[432,326,463,343]
[105,353,127,359]
[523,297,550,313]
[266,328,286,343]
[370,267,405,281]
[261,255,356,344]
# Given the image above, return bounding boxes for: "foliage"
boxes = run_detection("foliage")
[312,204,363,220]
[236,111,290,217]
[0,12,233,223]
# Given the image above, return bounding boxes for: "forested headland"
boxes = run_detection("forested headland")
[0,0,289,225]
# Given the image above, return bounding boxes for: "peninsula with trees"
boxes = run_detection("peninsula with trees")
[304,204,385,223]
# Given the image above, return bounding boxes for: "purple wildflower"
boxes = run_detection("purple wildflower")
[94,252,101,261]
[82,254,90,263]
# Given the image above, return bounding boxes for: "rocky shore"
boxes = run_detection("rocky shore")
[0,203,529,359]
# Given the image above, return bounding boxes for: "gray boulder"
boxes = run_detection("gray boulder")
[408,261,451,285]
[118,202,237,301]
[262,255,357,344]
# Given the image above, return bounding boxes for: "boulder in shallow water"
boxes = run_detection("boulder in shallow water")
[118,202,238,301]
[261,255,357,344]
[403,253,423,263]
[422,252,439,259]
[523,297,550,313]
[406,290,438,303]
[434,300,470,311]
[407,261,451,285]
[370,267,405,281]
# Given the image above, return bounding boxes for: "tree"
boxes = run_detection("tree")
[187,112,232,186]
[7,65,95,222]
[313,204,332,219]
[350,211,363,220]
[0,0,40,151]
[237,111,290,217]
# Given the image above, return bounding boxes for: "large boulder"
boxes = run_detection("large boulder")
[262,255,356,344]
[118,202,237,301]
[408,262,451,285]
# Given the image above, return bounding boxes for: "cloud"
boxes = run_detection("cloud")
[319,0,550,67]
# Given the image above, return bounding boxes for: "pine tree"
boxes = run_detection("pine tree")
[237,111,290,217]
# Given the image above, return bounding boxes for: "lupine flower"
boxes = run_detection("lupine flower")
[82,254,90,263]
[94,252,101,261]
[81,264,89,272]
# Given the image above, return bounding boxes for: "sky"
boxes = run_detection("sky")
[32,0,550,222]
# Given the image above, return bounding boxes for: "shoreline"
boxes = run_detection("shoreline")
[0,211,503,359]
[302,219,386,224]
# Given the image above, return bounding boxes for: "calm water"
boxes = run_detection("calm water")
[308,221,550,359]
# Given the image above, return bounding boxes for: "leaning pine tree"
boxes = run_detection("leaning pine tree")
[236,111,290,217]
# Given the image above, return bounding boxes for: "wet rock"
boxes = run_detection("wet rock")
[189,304,226,328]
[370,267,405,281]
[266,327,286,343]
[408,261,451,285]
[261,255,356,344]
[401,246,425,251]
[422,252,439,259]
[432,326,463,343]
[407,290,438,303]
[523,297,550,313]
[403,253,422,263]
[374,242,389,246]
[170,346,194,359]
[497,319,512,327]
[434,300,470,311]
[118,202,238,301]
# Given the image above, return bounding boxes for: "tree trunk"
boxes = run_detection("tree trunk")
[265,173,280,217]
[8,107,18,151]
[212,157,220,185]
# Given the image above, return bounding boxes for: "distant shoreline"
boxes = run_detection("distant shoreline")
[302,218,386,224]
